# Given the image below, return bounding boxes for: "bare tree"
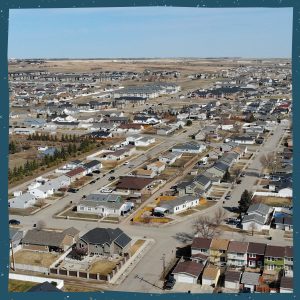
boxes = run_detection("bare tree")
[36,220,46,231]
[259,152,275,171]
[249,222,257,236]
[34,199,45,208]
[213,207,227,227]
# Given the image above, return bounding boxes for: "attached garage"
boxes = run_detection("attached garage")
[172,261,204,285]
[224,270,241,290]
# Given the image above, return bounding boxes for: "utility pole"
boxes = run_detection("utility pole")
[10,240,15,271]
[161,253,166,279]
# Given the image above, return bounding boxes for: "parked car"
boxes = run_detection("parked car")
[9,219,20,225]
[89,180,96,184]
[86,173,93,177]
[108,176,116,181]
[123,161,129,165]
[236,179,242,184]
[68,188,78,193]
[165,278,176,290]
[152,211,165,217]
[225,194,231,200]
[109,169,115,174]
[92,170,101,174]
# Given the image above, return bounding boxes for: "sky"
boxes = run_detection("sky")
[8,7,293,59]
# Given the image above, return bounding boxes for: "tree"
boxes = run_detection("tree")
[238,190,252,213]
[222,170,232,182]
[186,120,193,126]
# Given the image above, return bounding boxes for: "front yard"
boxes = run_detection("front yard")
[130,239,146,256]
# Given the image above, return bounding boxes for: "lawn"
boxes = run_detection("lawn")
[130,239,146,256]
[8,279,38,292]
[194,201,217,211]
[13,250,59,267]
[88,260,117,275]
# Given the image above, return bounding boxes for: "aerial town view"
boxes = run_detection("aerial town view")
[7,7,293,294]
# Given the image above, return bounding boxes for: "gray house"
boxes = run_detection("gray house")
[207,161,229,177]
[9,228,23,249]
[77,228,132,256]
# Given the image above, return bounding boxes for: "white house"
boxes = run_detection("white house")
[147,161,166,174]
[9,193,37,209]
[158,152,182,165]
[154,195,200,214]
[172,142,206,154]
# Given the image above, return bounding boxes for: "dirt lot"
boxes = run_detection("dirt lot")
[252,196,292,207]
[88,260,117,275]
[177,209,198,217]
[13,250,60,267]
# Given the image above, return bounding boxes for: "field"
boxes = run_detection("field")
[13,250,59,267]
[252,196,292,207]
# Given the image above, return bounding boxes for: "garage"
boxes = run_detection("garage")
[172,261,204,285]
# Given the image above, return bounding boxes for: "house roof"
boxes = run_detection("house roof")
[80,227,131,248]
[82,160,100,169]
[285,246,293,258]
[241,272,260,285]
[265,245,285,258]
[210,238,229,251]
[158,195,200,210]
[22,228,77,248]
[172,261,204,278]
[212,161,228,172]
[247,203,271,216]
[28,281,62,292]
[224,270,241,283]
[280,277,293,290]
[247,242,266,255]
[227,241,249,253]
[65,166,86,177]
[242,214,265,225]
[191,237,212,250]
[202,265,220,280]
[116,176,154,190]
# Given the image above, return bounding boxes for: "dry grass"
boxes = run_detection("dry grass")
[88,260,117,275]
[13,250,59,267]
[8,279,38,292]
[252,196,292,207]
[177,209,197,217]
[130,239,146,256]
[194,201,217,211]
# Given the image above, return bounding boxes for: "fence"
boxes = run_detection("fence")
[9,273,64,289]
[14,263,49,274]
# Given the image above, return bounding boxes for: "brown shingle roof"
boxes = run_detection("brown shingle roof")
[247,242,266,255]
[265,245,285,258]
[191,237,212,250]
[116,176,154,190]
[202,265,220,280]
[284,246,293,258]
[172,261,204,277]
[224,270,241,283]
[227,241,249,253]
[65,166,86,177]
[210,238,229,251]
[280,277,293,290]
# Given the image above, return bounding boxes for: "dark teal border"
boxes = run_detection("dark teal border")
[0,1,298,299]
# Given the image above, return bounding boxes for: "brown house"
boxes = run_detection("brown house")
[116,176,154,194]
[22,227,79,252]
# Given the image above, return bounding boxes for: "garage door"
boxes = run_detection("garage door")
[177,274,195,284]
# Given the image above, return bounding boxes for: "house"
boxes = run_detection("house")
[172,141,206,154]
[227,241,249,268]
[77,194,133,217]
[264,245,285,272]
[9,228,23,249]
[242,203,273,231]
[231,136,255,145]
[117,123,144,133]
[154,195,200,214]
[82,160,102,174]
[191,237,212,256]
[177,174,212,196]
[219,152,239,167]
[130,168,156,178]
[146,161,166,174]
[156,125,176,136]
[247,242,266,268]
[116,176,154,195]
[207,161,229,178]
[9,193,37,209]
[28,281,63,292]
[280,277,293,293]
[65,166,87,182]
[202,265,221,287]
[209,238,229,266]
[284,246,293,277]
[172,261,205,284]
[77,227,131,256]
[22,227,79,252]
[105,145,135,161]
[224,270,242,290]
[158,152,182,165]
[273,215,293,232]
[240,272,261,292]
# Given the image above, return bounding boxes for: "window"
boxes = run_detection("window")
[268,265,275,271]
[249,260,256,267]
[249,254,256,258]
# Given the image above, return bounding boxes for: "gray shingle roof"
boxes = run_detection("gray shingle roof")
[240,272,260,285]
[242,214,265,225]
[247,203,270,216]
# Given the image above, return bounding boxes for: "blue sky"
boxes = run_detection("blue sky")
[8,7,293,59]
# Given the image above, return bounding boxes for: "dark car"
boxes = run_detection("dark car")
[89,180,96,184]
[93,170,101,174]
[86,173,93,177]
[152,211,165,217]
[109,169,115,174]
[68,188,78,193]
[108,176,116,181]
[165,278,176,290]
[9,219,20,225]
[236,179,242,184]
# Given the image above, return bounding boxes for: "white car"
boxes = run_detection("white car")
[100,188,112,193]
[123,161,129,165]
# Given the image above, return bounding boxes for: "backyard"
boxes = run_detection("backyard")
[13,250,60,267]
